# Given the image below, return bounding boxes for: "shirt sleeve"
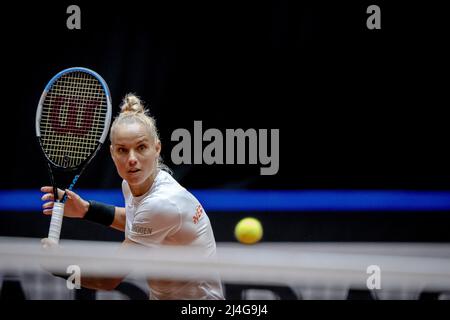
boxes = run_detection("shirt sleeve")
[127,197,182,246]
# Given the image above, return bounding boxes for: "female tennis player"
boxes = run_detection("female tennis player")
[40,94,224,300]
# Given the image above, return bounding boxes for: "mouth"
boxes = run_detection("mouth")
[128,169,141,174]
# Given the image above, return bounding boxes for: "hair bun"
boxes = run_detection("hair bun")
[120,94,144,113]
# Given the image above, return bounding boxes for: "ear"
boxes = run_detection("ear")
[155,140,161,156]
[110,144,115,160]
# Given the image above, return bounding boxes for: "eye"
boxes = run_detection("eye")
[138,144,147,151]
[117,147,126,153]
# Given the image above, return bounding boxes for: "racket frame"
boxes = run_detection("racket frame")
[35,67,112,242]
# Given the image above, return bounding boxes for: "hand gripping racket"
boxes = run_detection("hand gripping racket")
[35,67,112,243]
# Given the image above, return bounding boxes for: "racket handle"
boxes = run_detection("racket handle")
[48,202,64,243]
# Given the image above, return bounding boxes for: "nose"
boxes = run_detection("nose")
[128,150,138,166]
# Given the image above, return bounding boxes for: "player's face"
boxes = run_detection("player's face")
[110,122,161,196]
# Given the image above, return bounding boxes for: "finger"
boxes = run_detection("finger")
[40,187,64,198]
[43,209,53,215]
[41,193,54,201]
[65,189,78,201]
[41,186,54,193]
[42,201,54,209]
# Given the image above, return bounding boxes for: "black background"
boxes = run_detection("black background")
[1,0,449,190]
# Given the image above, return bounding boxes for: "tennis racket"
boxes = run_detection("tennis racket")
[35,67,112,243]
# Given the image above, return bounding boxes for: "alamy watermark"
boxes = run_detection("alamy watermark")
[171,121,279,175]
[66,5,81,30]
[67,5,380,31]
[66,265,81,290]
[366,5,381,30]
[366,265,381,290]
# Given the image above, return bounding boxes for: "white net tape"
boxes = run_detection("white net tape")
[1,237,450,294]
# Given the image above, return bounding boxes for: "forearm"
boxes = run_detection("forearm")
[80,238,135,290]
[111,207,126,232]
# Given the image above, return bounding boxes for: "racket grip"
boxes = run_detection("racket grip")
[48,202,64,243]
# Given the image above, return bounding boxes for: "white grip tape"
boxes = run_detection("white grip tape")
[48,202,64,243]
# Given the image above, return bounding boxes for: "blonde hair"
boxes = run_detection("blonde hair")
[110,93,171,174]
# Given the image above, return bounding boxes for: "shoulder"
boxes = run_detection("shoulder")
[152,171,197,209]
[134,195,181,224]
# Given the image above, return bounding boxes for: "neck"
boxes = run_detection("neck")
[129,169,159,197]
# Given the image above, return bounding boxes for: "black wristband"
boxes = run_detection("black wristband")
[84,200,115,226]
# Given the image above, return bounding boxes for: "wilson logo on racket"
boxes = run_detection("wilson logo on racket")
[50,96,100,136]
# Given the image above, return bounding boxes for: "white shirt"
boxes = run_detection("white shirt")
[122,169,224,300]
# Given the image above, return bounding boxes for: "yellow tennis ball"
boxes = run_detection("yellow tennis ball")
[234,217,263,244]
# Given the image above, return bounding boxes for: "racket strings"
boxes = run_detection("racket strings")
[40,71,108,168]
